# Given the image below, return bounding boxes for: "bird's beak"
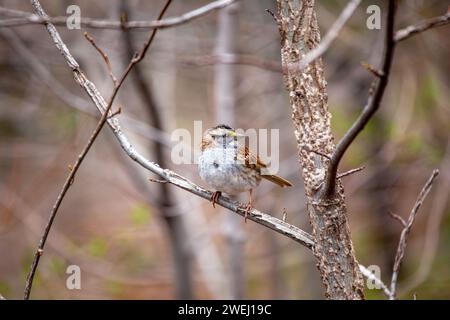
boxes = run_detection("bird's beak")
[230,131,244,138]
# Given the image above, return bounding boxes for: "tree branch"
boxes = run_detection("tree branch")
[182,53,282,73]
[395,12,450,42]
[389,169,439,300]
[359,265,392,297]
[322,0,397,198]
[298,0,361,70]
[0,0,237,29]
[23,0,171,300]
[83,32,118,86]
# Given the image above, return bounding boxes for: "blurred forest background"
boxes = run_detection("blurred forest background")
[0,0,449,299]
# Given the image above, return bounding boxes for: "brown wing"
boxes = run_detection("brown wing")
[200,137,213,151]
[238,146,267,169]
[239,146,293,187]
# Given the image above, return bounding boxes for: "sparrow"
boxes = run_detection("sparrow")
[198,124,292,222]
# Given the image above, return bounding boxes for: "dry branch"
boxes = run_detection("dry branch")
[395,12,450,42]
[322,1,397,197]
[389,170,440,300]
[0,0,237,29]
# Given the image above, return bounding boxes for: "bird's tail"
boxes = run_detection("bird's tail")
[262,174,293,187]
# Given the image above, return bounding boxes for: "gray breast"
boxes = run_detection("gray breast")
[198,147,261,194]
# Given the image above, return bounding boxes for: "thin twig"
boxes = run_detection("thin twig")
[108,107,122,119]
[395,12,450,42]
[302,146,331,160]
[389,169,439,300]
[83,32,118,85]
[265,8,278,23]
[0,0,236,29]
[321,1,397,198]
[388,211,406,228]
[148,178,168,184]
[361,61,384,78]
[23,0,172,300]
[337,166,365,179]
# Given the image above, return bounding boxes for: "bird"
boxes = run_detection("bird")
[198,124,292,222]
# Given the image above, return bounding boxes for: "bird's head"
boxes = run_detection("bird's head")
[202,124,244,149]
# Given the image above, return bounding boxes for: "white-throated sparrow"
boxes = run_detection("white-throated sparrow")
[198,124,292,222]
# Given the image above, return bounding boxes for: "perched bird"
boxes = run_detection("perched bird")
[198,124,292,222]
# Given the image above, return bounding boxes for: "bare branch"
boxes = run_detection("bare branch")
[298,0,361,70]
[337,166,365,179]
[83,32,118,86]
[322,1,397,198]
[389,169,440,300]
[388,211,406,228]
[108,107,122,118]
[395,12,450,42]
[0,0,237,29]
[301,146,332,160]
[23,0,172,300]
[361,61,384,78]
[359,265,392,298]
[265,9,279,24]
[182,53,282,73]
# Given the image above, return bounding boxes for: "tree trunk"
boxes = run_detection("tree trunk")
[276,0,365,299]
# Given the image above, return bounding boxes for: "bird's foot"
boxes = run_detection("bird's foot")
[239,202,253,223]
[210,191,221,208]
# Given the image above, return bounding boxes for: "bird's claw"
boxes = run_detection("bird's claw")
[239,202,253,223]
[210,191,221,208]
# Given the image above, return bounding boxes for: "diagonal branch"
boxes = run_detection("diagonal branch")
[23,0,172,300]
[389,169,439,300]
[298,0,361,70]
[0,0,237,29]
[83,32,118,86]
[395,12,450,42]
[321,0,397,198]
[359,265,392,297]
